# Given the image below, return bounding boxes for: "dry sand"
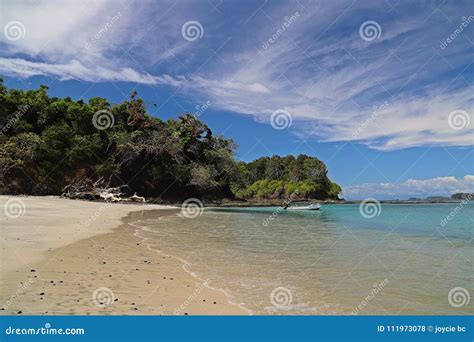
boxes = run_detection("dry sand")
[0,196,248,315]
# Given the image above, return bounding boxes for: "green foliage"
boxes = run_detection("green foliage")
[0,80,341,200]
[231,155,341,200]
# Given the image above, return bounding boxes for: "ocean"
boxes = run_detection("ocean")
[132,203,473,315]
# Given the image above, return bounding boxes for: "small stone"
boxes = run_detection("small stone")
[30,269,36,272]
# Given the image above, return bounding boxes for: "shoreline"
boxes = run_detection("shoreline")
[0,196,249,315]
[130,218,253,315]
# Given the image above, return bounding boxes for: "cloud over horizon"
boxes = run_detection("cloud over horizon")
[342,175,474,200]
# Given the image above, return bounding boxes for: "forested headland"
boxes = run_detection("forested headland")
[0,81,341,203]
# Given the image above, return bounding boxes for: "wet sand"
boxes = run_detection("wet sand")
[0,196,248,315]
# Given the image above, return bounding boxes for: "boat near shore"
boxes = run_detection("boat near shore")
[286,203,321,211]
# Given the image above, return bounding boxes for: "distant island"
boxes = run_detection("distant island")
[382,193,473,204]
[0,81,341,204]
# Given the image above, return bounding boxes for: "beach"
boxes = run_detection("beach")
[0,196,248,315]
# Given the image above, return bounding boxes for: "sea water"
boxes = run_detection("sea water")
[133,203,473,315]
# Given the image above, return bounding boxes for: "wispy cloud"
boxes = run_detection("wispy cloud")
[0,0,472,151]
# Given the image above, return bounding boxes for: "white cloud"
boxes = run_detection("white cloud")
[343,175,474,200]
[0,0,472,151]
[0,58,157,84]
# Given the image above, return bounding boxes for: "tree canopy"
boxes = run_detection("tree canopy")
[0,81,341,201]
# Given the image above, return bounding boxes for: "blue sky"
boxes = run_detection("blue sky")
[0,0,472,199]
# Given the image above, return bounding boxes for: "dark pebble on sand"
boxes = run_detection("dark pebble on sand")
[213,302,217,304]
[30,269,36,272]
[17,311,22,314]
[184,313,188,315]
[103,262,106,264]
[114,298,118,302]
[170,278,174,280]
[39,292,45,295]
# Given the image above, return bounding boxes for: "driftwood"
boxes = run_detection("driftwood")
[61,177,130,202]
[129,192,146,203]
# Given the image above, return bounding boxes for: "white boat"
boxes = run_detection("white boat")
[286,204,321,211]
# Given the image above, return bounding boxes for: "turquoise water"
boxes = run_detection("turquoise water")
[134,203,473,315]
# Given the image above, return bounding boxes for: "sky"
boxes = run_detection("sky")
[0,0,472,199]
